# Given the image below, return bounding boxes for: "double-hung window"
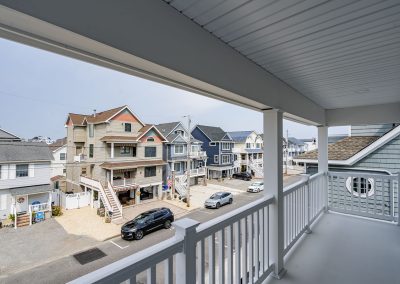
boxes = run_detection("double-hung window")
[89,144,94,158]
[120,146,130,155]
[174,145,184,154]
[16,164,29,178]
[221,142,230,150]
[125,123,132,132]
[222,155,230,164]
[144,166,156,177]
[60,153,66,160]
[88,124,94,137]
[145,147,157,158]
[214,155,219,163]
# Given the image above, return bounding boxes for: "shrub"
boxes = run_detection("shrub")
[8,214,15,222]
[52,206,63,217]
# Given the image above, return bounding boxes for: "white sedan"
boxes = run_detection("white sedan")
[247,181,264,193]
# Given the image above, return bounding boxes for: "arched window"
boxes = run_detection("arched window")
[346,177,374,197]
[147,137,155,142]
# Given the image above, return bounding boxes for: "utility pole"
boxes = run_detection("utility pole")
[285,129,289,174]
[184,115,191,207]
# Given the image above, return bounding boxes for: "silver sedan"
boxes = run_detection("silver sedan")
[204,192,233,209]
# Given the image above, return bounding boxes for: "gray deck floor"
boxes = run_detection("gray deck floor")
[267,212,400,284]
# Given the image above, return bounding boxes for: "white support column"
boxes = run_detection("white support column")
[110,170,114,185]
[317,126,329,211]
[263,109,285,279]
[110,142,115,159]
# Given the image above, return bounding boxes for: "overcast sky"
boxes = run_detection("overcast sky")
[0,38,348,140]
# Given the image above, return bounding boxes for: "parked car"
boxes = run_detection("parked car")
[232,172,252,181]
[248,181,264,193]
[204,192,233,209]
[121,208,174,240]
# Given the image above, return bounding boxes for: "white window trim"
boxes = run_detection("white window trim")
[174,144,184,155]
[222,154,231,164]
[221,142,230,150]
[214,155,219,163]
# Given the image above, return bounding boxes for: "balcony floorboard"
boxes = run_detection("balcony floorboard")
[267,213,400,284]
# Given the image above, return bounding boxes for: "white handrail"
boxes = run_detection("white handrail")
[80,176,113,214]
[107,181,122,215]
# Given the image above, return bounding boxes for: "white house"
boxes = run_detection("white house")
[0,134,54,227]
[49,137,67,177]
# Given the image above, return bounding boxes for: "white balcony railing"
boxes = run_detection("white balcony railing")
[70,171,399,283]
[29,202,51,212]
[189,167,206,176]
[112,178,136,187]
[189,151,207,159]
[73,154,86,162]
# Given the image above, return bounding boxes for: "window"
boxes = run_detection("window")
[246,143,251,149]
[174,145,184,154]
[16,164,29,178]
[63,168,66,174]
[125,123,132,132]
[88,124,94,137]
[81,167,87,176]
[346,177,374,197]
[132,146,137,157]
[89,144,94,158]
[59,153,66,160]
[256,143,261,148]
[145,147,157,157]
[209,142,216,146]
[147,137,155,142]
[175,162,182,172]
[221,142,230,150]
[120,146,130,155]
[191,145,199,152]
[214,155,219,163]
[144,166,156,177]
[175,130,185,136]
[222,155,231,164]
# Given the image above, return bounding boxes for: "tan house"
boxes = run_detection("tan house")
[65,105,166,221]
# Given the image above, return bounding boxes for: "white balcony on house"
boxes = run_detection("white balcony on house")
[3,2,400,284]
[73,154,86,163]
[189,150,207,159]
[111,178,137,189]
[189,167,206,177]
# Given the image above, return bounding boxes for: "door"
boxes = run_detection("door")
[144,214,156,232]
[153,211,165,229]
[15,195,28,213]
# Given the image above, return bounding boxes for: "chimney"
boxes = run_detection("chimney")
[93,109,96,117]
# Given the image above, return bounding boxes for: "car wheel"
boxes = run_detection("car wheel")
[229,198,233,204]
[164,220,172,229]
[216,202,220,209]
[135,230,144,240]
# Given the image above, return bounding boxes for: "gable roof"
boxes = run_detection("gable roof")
[49,137,67,152]
[228,131,253,143]
[0,142,53,162]
[195,125,230,142]
[66,105,144,126]
[288,137,305,146]
[0,128,21,141]
[156,122,201,143]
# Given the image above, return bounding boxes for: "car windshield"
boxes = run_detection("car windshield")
[209,193,223,200]
[252,182,263,186]
[133,213,152,224]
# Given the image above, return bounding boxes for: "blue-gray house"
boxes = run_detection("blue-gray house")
[294,124,400,175]
[191,125,234,179]
[156,122,207,186]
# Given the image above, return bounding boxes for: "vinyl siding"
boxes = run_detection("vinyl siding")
[0,163,51,190]
[351,124,397,137]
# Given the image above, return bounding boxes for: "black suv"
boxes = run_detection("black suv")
[232,172,252,181]
[121,208,174,240]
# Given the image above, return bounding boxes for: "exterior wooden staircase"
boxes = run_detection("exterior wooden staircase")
[16,213,30,227]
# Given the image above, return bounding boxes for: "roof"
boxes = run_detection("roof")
[0,142,53,162]
[0,128,21,141]
[67,105,144,126]
[10,184,52,195]
[288,137,305,146]
[49,137,67,151]
[51,175,66,182]
[228,131,253,143]
[156,122,201,143]
[295,136,379,161]
[100,160,166,170]
[196,125,230,142]
[100,125,166,142]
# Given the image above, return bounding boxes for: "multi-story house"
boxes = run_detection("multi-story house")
[49,137,67,177]
[156,122,207,196]
[283,137,307,166]
[229,131,263,177]
[191,125,234,179]
[65,105,166,221]
[0,129,53,227]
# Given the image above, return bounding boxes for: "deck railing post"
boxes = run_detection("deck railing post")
[317,126,329,212]
[174,218,200,284]
[305,175,312,234]
[397,174,400,226]
[263,109,286,279]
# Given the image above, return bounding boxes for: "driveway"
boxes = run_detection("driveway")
[0,218,99,277]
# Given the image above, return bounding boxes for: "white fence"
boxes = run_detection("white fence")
[61,192,90,210]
